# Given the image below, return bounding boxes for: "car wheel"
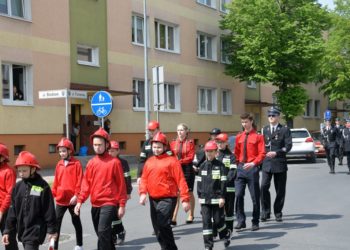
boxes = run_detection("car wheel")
[307,153,317,163]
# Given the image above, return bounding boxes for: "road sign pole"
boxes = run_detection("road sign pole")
[143,0,150,140]
[101,117,104,128]
[156,66,160,123]
[65,89,69,139]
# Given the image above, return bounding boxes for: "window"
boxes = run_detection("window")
[0,0,31,19]
[14,145,25,155]
[220,38,230,64]
[49,144,57,154]
[132,14,144,45]
[197,0,216,8]
[2,63,33,106]
[198,87,217,113]
[221,89,232,115]
[133,79,145,109]
[314,100,320,117]
[162,83,180,112]
[247,80,257,89]
[77,45,99,67]
[155,20,179,52]
[197,33,217,61]
[304,99,312,117]
[119,141,126,150]
[220,0,231,13]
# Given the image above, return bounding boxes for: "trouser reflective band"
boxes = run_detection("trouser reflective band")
[211,199,219,204]
[225,216,234,221]
[226,187,235,192]
[217,224,226,232]
[203,229,213,235]
[111,220,122,226]
[124,172,130,177]
[196,176,202,181]
[199,198,206,204]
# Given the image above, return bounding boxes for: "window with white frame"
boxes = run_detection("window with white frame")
[197,0,216,9]
[0,0,31,19]
[314,100,320,117]
[77,45,99,67]
[2,63,32,105]
[304,99,312,117]
[132,14,144,45]
[221,89,232,115]
[247,80,257,89]
[198,87,217,113]
[163,83,180,111]
[133,79,145,109]
[155,20,179,52]
[197,32,217,61]
[220,38,230,64]
[220,0,231,13]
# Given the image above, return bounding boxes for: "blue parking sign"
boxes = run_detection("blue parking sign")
[91,91,113,118]
[324,110,331,120]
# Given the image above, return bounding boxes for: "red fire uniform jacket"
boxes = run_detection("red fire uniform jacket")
[139,153,190,202]
[170,138,195,165]
[234,130,266,166]
[52,157,83,206]
[78,152,127,207]
[0,163,16,213]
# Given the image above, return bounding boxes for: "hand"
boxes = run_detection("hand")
[139,193,147,205]
[74,203,82,215]
[118,206,125,219]
[69,195,77,205]
[48,233,58,241]
[0,211,3,223]
[266,151,277,158]
[192,165,199,172]
[137,178,141,185]
[182,202,190,212]
[219,198,225,208]
[243,162,255,170]
[127,194,131,200]
[2,234,9,245]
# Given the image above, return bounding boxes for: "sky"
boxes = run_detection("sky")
[318,0,335,9]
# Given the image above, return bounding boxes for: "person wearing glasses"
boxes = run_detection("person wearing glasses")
[260,107,292,223]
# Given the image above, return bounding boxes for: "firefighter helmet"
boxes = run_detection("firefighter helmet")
[90,127,110,144]
[216,133,228,142]
[204,141,218,151]
[14,151,40,169]
[0,143,9,162]
[151,132,167,145]
[148,120,160,130]
[56,138,74,152]
[210,128,221,135]
[110,140,120,149]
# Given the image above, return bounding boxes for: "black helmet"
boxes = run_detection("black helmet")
[210,128,221,135]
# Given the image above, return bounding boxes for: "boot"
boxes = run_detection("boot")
[330,165,335,174]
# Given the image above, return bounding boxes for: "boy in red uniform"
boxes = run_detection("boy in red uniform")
[74,128,127,250]
[108,140,132,245]
[52,138,83,250]
[139,132,190,250]
[0,143,18,250]
[2,151,57,250]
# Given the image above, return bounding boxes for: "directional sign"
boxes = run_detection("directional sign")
[39,89,67,99]
[68,90,87,99]
[324,110,332,120]
[91,91,113,118]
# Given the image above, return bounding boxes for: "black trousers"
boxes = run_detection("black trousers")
[91,205,117,250]
[55,204,83,249]
[345,151,350,171]
[0,211,18,250]
[326,147,337,171]
[224,184,235,231]
[111,206,124,237]
[22,243,38,250]
[201,204,227,249]
[235,165,260,225]
[338,146,344,162]
[150,197,177,250]
[261,171,287,217]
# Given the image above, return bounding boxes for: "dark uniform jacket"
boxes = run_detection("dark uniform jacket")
[336,125,345,148]
[4,173,57,244]
[118,156,133,195]
[342,127,350,152]
[197,159,227,205]
[262,124,292,173]
[216,148,236,187]
[137,138,153,178]
[321,126,338,149]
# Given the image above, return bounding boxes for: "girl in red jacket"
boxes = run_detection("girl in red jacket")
[52,138,83,250]
[139,132,190,250]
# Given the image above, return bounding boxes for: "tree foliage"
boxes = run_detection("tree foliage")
[221,0,330,123]
[319,0,350,101]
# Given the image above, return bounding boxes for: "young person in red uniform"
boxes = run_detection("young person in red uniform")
[197,141,231,250]
[2,151,57,250]
[170,123,195,225]
[139,132,190,250]
[215,133,237,233]
[108,140,132,245]
[74,128,127,250]
[234,113,265,231]
[0,143,18,250]
[52,138,83,250]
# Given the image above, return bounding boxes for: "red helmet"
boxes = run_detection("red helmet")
[151,132,167,145]
[205,141,218,151]
[0,143,10,162]
[14,151,40,169]
[148,120,160,130]
[90,127,110,144]
[56,138,74,152]
[110,140,120,149]
[216,133,228,142]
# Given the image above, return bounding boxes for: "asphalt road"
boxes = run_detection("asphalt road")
[1,157,350,250]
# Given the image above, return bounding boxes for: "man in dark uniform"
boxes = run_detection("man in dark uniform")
[341,119,350,175]
[321,119,338,174]
[261,107,292,222]
[335,118,344,165]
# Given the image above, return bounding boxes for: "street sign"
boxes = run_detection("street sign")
[39,89,67,99]
[68,90,87,99]
[324,110,331,120]
[91,91,113,118]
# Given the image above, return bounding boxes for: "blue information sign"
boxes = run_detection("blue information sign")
[91,91,113,118]
[324,110,331,120]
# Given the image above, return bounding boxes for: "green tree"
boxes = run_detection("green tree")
[221,0,330,127]
[319,0,350,101]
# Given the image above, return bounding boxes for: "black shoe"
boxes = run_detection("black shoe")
[171,221,177,227]
[251,224,259,231]
[347,172,350,175]
[152,230,156,235]
[339,162,343,166]
[205,247,213,250]
[234,222,246,230]
[186,217,194,224]
[260,214,270,222]
[116,230,126,245]
[275,216,283,222]
[224,229,231,247]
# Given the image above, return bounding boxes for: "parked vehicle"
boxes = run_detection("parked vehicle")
[311,131,326,157]
[287,128,316,163]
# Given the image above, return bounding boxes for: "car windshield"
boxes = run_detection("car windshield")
[291,130,309,138]
[311,132,321,140]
